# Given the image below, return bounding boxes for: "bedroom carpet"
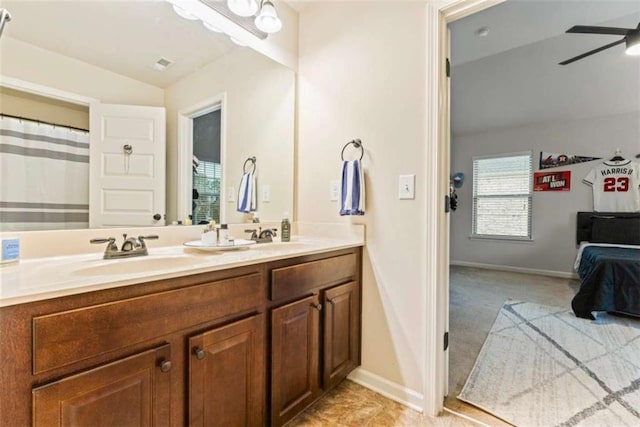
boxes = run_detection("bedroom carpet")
[458,301,640,427]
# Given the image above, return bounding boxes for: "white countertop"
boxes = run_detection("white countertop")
[0,232,364,307]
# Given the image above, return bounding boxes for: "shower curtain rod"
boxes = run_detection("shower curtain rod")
[0,113,89,132]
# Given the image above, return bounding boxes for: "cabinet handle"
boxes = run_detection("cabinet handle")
[327,298,335,305]
[311,303,323,311]
[159,359,172,373]
[194,348,206,360]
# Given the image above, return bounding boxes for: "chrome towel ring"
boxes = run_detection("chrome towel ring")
[341,139,364,161]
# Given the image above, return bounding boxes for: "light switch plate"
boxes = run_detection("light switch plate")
[399,174,415,199]
[330,180,340,201]
[262,185,270,202]
[227,187,235,202]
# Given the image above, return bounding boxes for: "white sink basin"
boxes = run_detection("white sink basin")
[71,256,199,277]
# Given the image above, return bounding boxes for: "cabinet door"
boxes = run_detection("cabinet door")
[323,281,360,390]
[33,344,171,427]
[271,295,320,426]
[188,314,264,427]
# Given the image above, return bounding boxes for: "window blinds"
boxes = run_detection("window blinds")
[472,153,532,239]
[193,160,222,224]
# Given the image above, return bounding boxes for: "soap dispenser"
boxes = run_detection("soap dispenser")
[281,213,291,242]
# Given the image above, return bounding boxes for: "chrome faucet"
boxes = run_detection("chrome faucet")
[90,234,159,259]
[245,227,278,243]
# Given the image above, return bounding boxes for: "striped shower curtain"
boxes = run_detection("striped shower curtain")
[0,116,90,231]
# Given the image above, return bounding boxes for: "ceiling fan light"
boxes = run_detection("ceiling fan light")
[255,1,282,34]
[227,0,259,17]
[625,32,640,56]
[172,4,199,20]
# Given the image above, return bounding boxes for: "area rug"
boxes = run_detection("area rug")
[458,301,640,427]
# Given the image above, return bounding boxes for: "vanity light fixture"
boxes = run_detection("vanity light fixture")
[254,0,282,34]
[172,4,199,20]
[626,30,640,56]
[227,0,259,17]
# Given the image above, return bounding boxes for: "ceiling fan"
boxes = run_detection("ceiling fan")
[559,22,640,65]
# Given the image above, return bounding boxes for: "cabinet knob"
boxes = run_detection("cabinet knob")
[311,303,323,311]
[194,348,206,360]
[327,298,335,305]
[159,359,172,373]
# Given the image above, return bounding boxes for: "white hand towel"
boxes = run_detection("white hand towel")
[339,159,365,216]
[237,171,257,213]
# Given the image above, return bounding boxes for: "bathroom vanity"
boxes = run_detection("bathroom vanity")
[0,230,363,427]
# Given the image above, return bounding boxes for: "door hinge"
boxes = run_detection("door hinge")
[444,332,449,351]
[444,195,450,213]
[446,58,451,78]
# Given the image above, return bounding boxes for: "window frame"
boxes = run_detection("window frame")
[471,151,533,241]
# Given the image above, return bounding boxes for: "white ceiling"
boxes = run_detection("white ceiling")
[1,0,238,88]
[450,0,640,136]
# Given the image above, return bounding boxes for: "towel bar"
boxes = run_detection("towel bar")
[341,139,364,161]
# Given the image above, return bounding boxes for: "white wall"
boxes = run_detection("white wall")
[164,48,295,224]
[450,112,640,274]
[298,1,429,404]
[0,37,164,106]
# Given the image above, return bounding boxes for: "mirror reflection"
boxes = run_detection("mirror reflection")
[0,0,294,231]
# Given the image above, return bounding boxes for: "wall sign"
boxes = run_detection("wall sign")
[534,171,571,192]
[539,152,601,169]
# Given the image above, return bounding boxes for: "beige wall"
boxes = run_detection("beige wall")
[0,37,164,106]
[298,2,428,397]
[164,48,295,224]
[0,87,89,130]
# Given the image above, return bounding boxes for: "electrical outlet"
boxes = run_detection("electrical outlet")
[399,174,415,199]
[227,187,235,202]
[262,185,270,202]
[330,180,340,201]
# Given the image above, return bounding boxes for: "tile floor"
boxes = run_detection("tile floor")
[286,380,479,427]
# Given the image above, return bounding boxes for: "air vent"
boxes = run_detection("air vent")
[153,57,174,71]
[199,0,268,40]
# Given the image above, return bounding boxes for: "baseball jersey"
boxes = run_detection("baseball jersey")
[583,159,640,212]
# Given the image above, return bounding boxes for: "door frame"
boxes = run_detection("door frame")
[176,93,227,223]
[425,0,505,417]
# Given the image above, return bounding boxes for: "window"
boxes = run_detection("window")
[472,152,532,240]
[192,160,221,224]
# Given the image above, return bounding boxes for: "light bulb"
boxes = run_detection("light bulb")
[255,0,282,34]
[227,0,258,17]
[172,4,199,20]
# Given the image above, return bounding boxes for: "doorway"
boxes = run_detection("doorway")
[191,109,222,225]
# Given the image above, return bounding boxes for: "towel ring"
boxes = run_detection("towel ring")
[243,157,256,174]
[341,139,364,161]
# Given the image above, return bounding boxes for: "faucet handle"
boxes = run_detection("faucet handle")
[90,237,116,244]
[244,229,258,240]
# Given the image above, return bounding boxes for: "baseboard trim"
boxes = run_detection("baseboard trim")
[450,260,578,279]
[347,368,424,412]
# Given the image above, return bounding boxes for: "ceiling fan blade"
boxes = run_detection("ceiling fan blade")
[566,25,632,36]
[559,38,626,65]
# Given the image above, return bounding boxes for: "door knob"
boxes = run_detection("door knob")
[159,359,172,373]
[153,213,161,221]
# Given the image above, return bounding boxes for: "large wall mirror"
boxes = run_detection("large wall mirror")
[0,0,294,231]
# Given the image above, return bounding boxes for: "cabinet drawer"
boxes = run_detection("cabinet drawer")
[33,273,261,374]
[270,253,356,301]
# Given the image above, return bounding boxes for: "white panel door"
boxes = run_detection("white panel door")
[89,103,166,228]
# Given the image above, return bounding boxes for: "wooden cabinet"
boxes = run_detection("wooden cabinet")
[322,281,360,390]
[270,295,321,426]
[0,248,361,427]
[188,314,265,427]
[33,344,172,427]
[269,253,361,426]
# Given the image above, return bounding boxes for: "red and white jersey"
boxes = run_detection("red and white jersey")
[583,159,640,212]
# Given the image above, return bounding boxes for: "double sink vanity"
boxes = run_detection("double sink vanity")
[0,223,364,426]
